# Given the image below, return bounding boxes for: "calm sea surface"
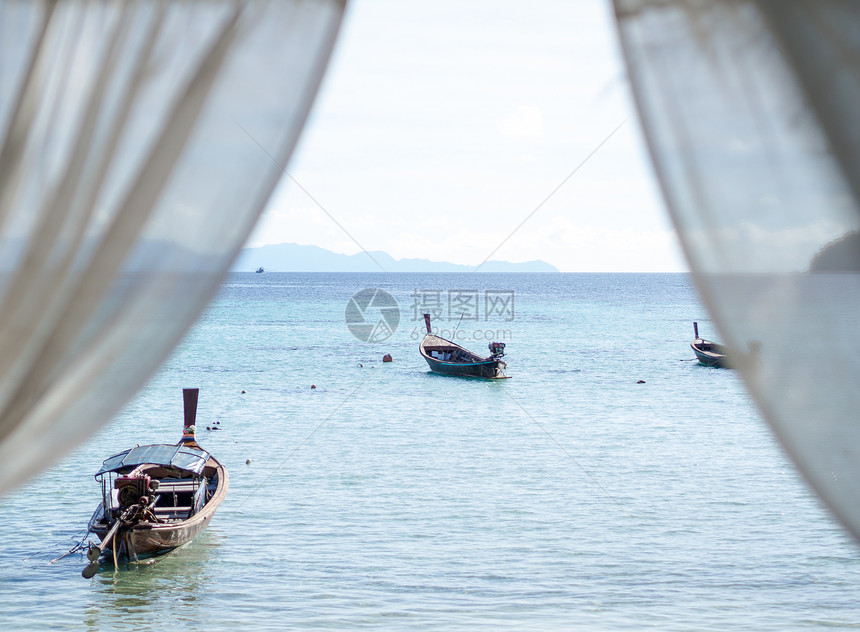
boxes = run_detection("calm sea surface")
[1,273,858,631]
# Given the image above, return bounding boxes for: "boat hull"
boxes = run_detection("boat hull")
[90,512,208,558]
[88,457,228,560]
[691,340,729,368]
[421,354,509,379]
[419,333,509,379]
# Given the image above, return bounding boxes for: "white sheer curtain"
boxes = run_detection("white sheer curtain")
[613,0,860,540]
[0,0,345,495]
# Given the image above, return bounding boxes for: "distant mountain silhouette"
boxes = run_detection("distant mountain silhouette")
[809,231,860,272]
[233,242,559,273]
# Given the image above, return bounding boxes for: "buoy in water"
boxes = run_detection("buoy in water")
[311,384,316,389]
[383,354,392,363]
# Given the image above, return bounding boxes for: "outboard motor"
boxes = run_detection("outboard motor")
[488,341,506,358]
[115,469,153,509]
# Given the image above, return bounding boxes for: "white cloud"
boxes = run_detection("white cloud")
[247,0,682,272]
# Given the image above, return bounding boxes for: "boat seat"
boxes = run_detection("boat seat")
[156,480,198,493]
[153,506,192,520]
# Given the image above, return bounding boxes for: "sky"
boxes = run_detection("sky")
[246,0,687,273]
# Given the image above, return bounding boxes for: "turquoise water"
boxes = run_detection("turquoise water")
[2,273,858,631]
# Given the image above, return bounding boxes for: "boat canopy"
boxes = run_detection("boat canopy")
[95,444,210,477]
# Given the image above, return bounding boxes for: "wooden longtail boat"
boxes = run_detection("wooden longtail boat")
[419,313,510,379]
[691,322,730,368]
[83,388,228,578]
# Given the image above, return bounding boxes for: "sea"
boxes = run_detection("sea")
[1,272,858,631]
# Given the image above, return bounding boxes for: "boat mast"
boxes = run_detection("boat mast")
[181,388,199,448]
[452,313,464,338]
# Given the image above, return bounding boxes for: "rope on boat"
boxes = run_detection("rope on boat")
[49,537,90,564]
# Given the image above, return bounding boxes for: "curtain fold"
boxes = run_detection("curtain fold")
[613,0,860,540]
[0,0,346,495]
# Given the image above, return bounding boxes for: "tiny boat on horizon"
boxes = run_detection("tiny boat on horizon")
[419,314,510,379]
[83,388,228,578]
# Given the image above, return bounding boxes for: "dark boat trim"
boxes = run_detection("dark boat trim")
[422,354,509,379]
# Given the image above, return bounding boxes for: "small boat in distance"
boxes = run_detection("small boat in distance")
[419,313,510,379]
[82,388,228,578]
[255,267,264,273]
[691,322,730,368]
